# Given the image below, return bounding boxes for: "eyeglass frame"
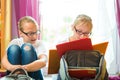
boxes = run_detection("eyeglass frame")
[20,30,40,37]
[74,27,91,36]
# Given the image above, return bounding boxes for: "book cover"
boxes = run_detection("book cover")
[68,68,96,79]
[48,49,60,74]
[93,42,108,55]
[56,38,93,57]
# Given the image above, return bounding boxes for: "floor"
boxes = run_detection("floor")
[44,76,52,80]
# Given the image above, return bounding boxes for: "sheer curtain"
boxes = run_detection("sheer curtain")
[94,0,120,75]
[11,0,40,39]
[115,0,120,73]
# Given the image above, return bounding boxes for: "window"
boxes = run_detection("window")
[40,0,118,75]
[40,0,98,49]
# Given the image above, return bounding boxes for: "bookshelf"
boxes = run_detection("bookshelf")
[0,0,11,72]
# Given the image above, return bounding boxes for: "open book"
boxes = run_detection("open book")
[48,38,108,74]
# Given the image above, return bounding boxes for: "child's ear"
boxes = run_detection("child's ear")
[19,30,23,37]
[71,25,75,31]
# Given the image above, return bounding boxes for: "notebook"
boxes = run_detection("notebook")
[56,38,93,57]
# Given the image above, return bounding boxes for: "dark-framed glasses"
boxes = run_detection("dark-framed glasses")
[21,30,40,37]
[74,27,91,36]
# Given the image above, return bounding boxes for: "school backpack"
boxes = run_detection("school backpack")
[58,50,108,80]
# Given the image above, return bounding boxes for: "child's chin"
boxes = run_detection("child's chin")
[31,41,36,44]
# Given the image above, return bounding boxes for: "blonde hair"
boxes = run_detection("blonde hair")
[18,16,38,31]
[73,14,93,28]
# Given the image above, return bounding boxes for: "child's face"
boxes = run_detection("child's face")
[19,22,39,44]
[73,23,92,40]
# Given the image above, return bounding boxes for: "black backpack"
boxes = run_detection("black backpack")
[58,50,108,80]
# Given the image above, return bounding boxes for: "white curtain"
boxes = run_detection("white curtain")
[93,0,120,75]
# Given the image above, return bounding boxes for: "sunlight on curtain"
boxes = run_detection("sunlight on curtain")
[96,0,120,75]
[115,0,120,74]
[40,0,120,75]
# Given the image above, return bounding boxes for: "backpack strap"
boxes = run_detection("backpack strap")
[58,56,71,80]
[94,56,104,80]
[98,57,108,80]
